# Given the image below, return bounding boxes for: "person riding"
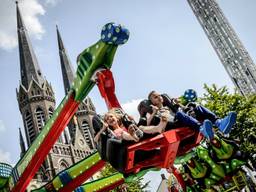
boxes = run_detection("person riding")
[94,108,169,143]
[179,89,237,137]
[145,90,213,138]
[94,109,139,142]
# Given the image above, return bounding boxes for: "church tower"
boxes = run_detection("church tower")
[16,1,58,180]
[56,26,96,149]
[16,2,92,184]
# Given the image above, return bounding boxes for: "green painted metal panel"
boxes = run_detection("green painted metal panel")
[73,41,117,102]
[80,172,124,192]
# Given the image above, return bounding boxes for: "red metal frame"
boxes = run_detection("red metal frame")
[59,160,106,192]
[95,69,203,175]
[96,69,121,109]
[125,128,202,174]
[12,94,80,192]
[40,69,204,192]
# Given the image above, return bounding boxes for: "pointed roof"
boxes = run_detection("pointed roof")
[19,127,26,157]
[16,1,25,30]
[56,25,75,94]
[16,2,44,90]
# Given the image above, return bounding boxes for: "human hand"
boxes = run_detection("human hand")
[150,105,159,114]
[102,121,109,129]
[160,111,171,122]
[173,98,180,104]
[94,134,100,143]
[128,124,137,134]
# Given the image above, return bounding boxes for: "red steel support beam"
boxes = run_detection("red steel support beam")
[11,94,80,192]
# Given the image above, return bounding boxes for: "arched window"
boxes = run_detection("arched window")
[53,146,59,154]
[64,148,68,155]
[80,150,84,158]
[81,120,93,148]
[59,147,63,154]
[38,165,49,181]
[59,160,69,172]
[48,107,54,119]
[25,111,35,144]
[35,107,45,131]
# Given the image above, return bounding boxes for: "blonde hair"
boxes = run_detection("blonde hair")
[103,108,123,127]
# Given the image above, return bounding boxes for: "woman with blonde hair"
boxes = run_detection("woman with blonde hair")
[94,109,140,143]
[94,108,169,143]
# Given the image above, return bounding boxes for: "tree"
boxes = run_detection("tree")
[200,84,256,155]
[98,163,150,192]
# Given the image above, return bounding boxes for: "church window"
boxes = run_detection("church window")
[64,148,68,155]
[53,146,59,154]
[25,111,35,144]
[81,120,93,149]
[59,160,69,172]
[48,107,54,118]
[35,107,46,131]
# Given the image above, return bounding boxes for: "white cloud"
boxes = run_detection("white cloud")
[0,32,17,50]
[0,120,6,132]
[121,98,143,122]
[0,0,45,50]
[45,0,63,7]
[0,149,11,164]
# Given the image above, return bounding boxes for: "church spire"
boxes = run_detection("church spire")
[56,26,96,147]
[16,1,44,90]
[16,1,25,30]
[19,127,26,157]
[56,25,75,94]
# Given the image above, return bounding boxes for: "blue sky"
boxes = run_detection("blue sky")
[1,0,256,190]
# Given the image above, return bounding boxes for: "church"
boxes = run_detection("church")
[15,2,96,190]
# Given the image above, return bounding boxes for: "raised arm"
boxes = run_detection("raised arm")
[94,121,108,143]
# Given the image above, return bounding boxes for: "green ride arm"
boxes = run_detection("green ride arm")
[72,41,117,102]
[77,172,124,192]
[32,152,103,191]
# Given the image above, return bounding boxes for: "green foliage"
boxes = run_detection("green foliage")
[98,163,150,192]
[200,84,256,154]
